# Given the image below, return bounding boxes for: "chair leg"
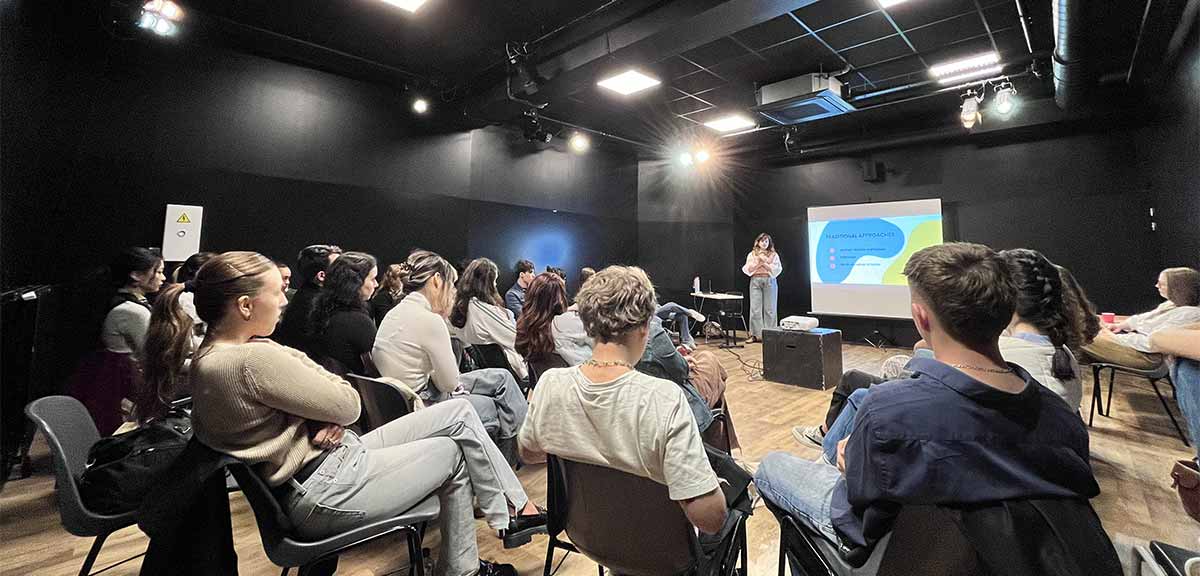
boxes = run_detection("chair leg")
[408,528,425,576]
[1089,364,1102,426]
[543,540,557,576]
[598,565,605,576]
[280,568,289,576]
[1105,368,1117,417]
[777,534,786,576]
[78,533,109,576]
[1151,379,1191,447]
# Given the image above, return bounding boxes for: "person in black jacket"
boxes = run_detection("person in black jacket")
[311,252,378,375]
[369,263,405,326]
[272,244,340,357]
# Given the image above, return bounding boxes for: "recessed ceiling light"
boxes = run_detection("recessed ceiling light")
[704,115,756,132]
[878,0,909,7]
[569,133,590,152]
[937,65,1003,85]
[380,0,427,13]
[412,98,429,113]
[597,70,661,96]
[929,52,1000,78]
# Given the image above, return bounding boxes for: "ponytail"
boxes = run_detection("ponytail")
[137,283,192,422]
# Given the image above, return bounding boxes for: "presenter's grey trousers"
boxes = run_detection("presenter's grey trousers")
[749,276,778,338]
[281,398,529,576]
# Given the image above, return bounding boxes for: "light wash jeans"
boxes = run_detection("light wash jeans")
[281,399,529,576]
[421,367,528,441]
[749,276,778,338]
[656,302,696,347]
[754,451,842,544]
[1172,358,1200,460]
[823,388,871,464]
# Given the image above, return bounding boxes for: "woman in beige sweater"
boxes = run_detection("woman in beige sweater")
[142,251,542,576]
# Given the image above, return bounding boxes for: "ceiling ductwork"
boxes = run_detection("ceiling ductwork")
[1051,0,1094,110]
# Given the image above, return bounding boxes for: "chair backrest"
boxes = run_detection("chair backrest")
[345,374,411,433]
[547,455,698,576]
[226,461,294,552]
[527,353,569,390]
[468,343,522,382]
[24,395,104,534]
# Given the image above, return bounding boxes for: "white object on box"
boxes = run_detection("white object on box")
[780,316,819,331]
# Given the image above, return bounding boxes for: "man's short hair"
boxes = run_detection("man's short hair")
[515,259,535,275]
[902,242,1016,349]
[576,266,658,343]
[296,244,336,287]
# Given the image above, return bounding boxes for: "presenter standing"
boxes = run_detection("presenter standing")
[743,233,782,343]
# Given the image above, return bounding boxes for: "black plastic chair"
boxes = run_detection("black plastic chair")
[718,292,747,349]
[345,373,412,434]
[526,353,570,390]
[762,495,1121,576]
[467,343,526,391]
[227,461,438,576]
[1087,360,1187,446]
[25,396,144,576]
[543,454,748,576]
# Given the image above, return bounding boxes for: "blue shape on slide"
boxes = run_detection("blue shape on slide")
[815,218,905,283]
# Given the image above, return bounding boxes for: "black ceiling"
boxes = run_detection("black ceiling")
[180,0,1161,155]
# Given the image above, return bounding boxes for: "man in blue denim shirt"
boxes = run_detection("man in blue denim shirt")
[755,243,1099,551]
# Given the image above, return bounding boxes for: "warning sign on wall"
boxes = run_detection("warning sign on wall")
[163,204,203,261]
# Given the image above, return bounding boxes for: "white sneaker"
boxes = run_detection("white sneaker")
[687,308,706,322]
[791,425,825,448]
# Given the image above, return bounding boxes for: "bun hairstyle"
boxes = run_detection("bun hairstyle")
[311,251,377,334]
[1163,267,1200,307]
[1000,249,1076,380]
[110,247,162,288]
[138,251,275,421]
[173,251,216,284]
[379,264,406,297]
[399,250,459,314]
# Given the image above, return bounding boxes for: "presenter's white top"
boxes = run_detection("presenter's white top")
[742,250,782,278]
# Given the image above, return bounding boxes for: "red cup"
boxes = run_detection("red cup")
[1101,312,1116,324]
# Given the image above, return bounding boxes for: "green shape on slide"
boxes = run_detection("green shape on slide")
[883,221,944,285]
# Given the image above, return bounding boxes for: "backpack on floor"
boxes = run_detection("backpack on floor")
[80,408,193,514]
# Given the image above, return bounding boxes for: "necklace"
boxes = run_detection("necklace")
[583,359,635,369]
[950,363,1013,374]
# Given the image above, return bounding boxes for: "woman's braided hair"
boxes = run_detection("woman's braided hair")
[1000,249,1077,380]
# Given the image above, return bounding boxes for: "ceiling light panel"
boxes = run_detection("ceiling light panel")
[380,0,427,13]
[597,70,661,95]
[878,0,910,7]
[704,115,756,132]
[929,52,1000,78]
[937,65,1003,85]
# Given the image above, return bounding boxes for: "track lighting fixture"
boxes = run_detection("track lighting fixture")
[960,90,983,129]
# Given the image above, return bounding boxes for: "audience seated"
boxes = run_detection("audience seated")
[274,260,293,302]
[310,252,378,376]
[144,251,536,575]
[515,272,591,365]
[518,265,730,541]
[369,263,404,326]
[504,259,534,320]
[174,251,215,351]
[796,250,1098,447]
[449,258,529,380]
[757,242,1099,554]
[1151,323,1200,459]
[273,244,341,358]
[1083,267,1200,369]
[68,247,165,435]
[373,250,530,445]
[654,301,707,350]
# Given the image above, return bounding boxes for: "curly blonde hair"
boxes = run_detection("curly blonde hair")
[575,266,658,343]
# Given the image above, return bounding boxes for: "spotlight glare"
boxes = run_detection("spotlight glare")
[142,0,162,12]
[993,83,1017,116]
[152,17,175,35]
[412,98,429,114]
[158,1,182,20]
[679,152,693,166]
[597,70,661,96]
[137,12,157,28]
[704,115,756,132]
[379,0,428,12]
[695,149,710,163]
[569,133,590,152]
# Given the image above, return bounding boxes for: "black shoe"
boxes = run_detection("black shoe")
[478,559,518,576]
[499,506,547,548]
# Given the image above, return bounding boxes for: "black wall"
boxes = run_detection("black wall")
[0,0,638,292]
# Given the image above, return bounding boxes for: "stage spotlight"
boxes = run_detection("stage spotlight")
[694,149,710,163]
[569,133,590,153]
[960,90,982,129]
[993,81,1017,116]
[679,152,694,166]
[521,110,553,143]
[412,98,429,114]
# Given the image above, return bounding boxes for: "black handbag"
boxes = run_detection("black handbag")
[80,408,193,514]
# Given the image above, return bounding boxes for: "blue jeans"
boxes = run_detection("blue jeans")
[656,302,695,347]
[754,451,841,543]
[1172,358,1200,460]
[823,388,871,464]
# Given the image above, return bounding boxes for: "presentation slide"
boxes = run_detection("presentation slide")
[807,198,943,319]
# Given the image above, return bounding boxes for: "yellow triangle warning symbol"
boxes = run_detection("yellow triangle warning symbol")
[176,213,191,224]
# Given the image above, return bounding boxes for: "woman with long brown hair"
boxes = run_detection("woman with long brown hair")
[515,272,592,365]
[742,232,782,342]
[450,258,528,380]
[142,251,536,575]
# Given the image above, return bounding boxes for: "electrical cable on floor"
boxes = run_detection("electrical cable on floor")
[722,345,763,381]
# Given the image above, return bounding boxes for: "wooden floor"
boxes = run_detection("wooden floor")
[3,341,1197,575]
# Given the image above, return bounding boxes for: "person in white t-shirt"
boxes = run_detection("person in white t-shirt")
[518,265,727,536]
